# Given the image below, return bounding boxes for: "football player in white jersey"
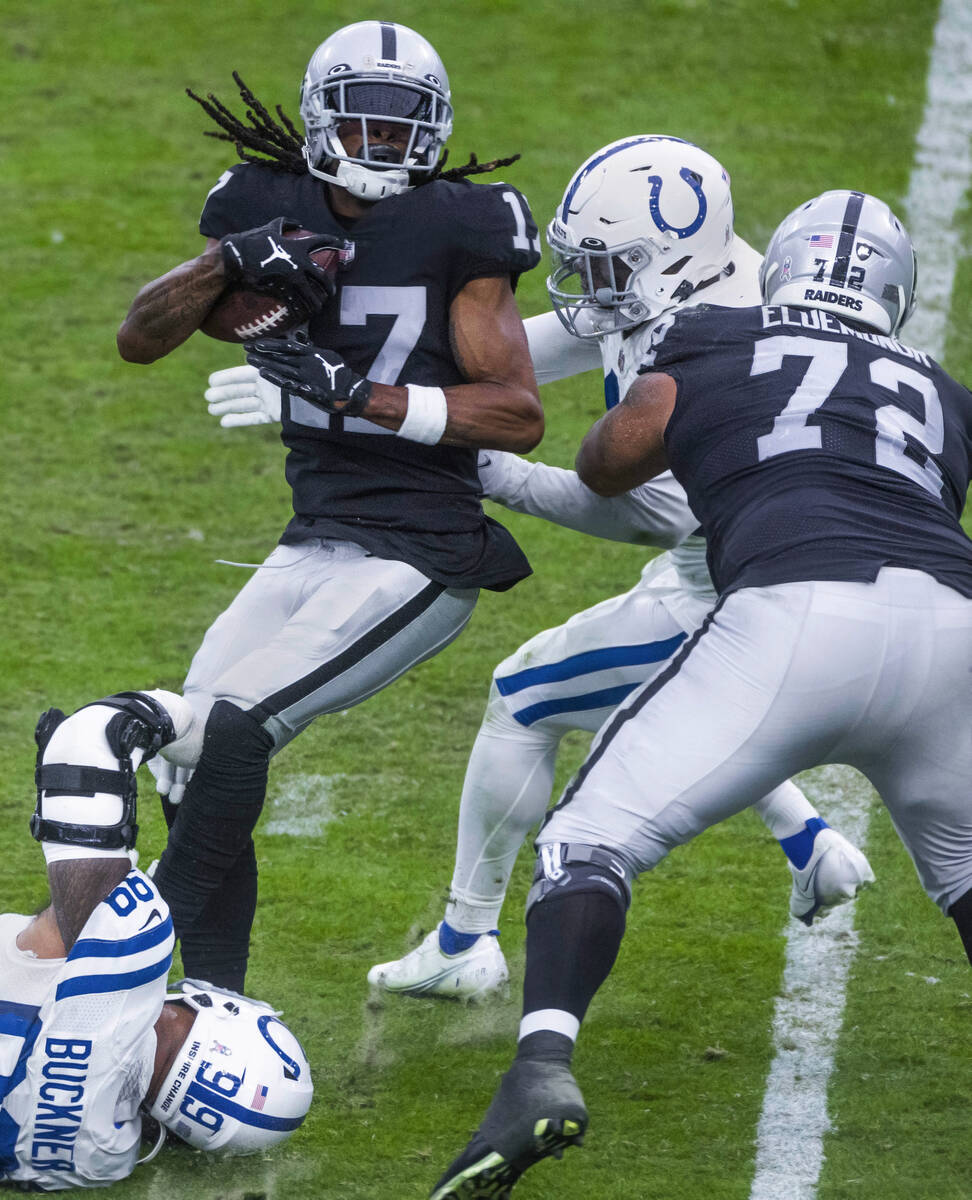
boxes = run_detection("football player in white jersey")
[358,137,874,997]
[0,690,312,1190]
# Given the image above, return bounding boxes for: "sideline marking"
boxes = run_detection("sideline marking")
[750,3,972,1194]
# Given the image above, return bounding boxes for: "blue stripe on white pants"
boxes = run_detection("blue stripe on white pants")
[497,634,688,728]
[495,634,688,696]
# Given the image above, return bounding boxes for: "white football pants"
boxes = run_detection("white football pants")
[181,539,478,749]
[539,568,972,914]
[446,559,822,933]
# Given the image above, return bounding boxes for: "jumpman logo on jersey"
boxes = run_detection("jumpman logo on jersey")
[260,237,298,271]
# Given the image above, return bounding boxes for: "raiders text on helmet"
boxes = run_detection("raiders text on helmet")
[300,20,453,202]
[546,135,735,338]
[759,190,918,335]
[149,980,313,1155]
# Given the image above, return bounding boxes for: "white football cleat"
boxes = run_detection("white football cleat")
[367,924,509,1000]
[789,826,875,926]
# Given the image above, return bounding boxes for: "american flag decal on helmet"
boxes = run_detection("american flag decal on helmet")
[252,1083,269,1111]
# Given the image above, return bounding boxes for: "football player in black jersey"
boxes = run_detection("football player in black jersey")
[116,21,543,994]
[430,191,972,1197]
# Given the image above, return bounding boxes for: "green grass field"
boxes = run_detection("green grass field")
[2,1,970,1197]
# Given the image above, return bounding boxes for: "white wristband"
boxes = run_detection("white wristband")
[398,384,448,445]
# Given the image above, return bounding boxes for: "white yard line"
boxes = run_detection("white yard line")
[749,767,874,1200]
[900,0,972,362]
[750,4,972,1195]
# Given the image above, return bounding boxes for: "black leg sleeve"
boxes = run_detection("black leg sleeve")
[949,887,972,967]
[178,838,259,993]
[154,700,273,937]
[522,890,626,1026]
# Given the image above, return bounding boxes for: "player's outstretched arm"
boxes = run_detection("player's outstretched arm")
[480,451,697,549]
[576,372,676,496]
[246,275,544,452]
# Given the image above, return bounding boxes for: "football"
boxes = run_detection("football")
[200,229,352,343]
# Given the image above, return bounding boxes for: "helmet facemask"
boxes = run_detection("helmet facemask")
[547,225,691,337]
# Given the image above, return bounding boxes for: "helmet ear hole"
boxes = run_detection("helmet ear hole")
[661,255,691,276]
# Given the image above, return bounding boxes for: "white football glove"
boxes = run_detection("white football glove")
[205,364,282,428]
[146,755,194,805]
[477,449,519,500]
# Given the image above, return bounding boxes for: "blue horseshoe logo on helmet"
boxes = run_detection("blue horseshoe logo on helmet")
[646,167,708,238]
[258,1014,303,1081]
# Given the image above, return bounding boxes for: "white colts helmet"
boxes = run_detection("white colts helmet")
[300,20,453,202]
[760,189,918,335]
[547,135,735,338]
[149,981,313,1155]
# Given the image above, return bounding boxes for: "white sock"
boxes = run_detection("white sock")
[752,779,820,841]
[445,684,561,934]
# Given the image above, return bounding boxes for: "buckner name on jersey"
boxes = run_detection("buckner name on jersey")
[201,162,542,592]
[0,871,173,1190]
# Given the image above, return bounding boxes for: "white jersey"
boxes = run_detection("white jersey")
[509,234,763,631]
[0,870,173,1190]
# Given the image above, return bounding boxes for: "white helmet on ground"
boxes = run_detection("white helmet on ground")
[759,189,918,335]
[546,135,735,338]
[148,980,312,1155]
[300,20,453,202]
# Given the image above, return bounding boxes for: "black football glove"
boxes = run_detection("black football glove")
[220,217,341,314]
[246,337,373,417]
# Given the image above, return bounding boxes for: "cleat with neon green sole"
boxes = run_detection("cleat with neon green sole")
[430,1060,587,1197]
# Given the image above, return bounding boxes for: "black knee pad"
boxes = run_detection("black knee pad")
[204,700,274,761]
[526,842,632,920]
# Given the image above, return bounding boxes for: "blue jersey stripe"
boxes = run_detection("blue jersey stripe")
[496,633,688,697]
[184,1080,306,1132]
[69,916,173,961]
[0,1002,41,1034]
[0,1108,21,1174]
[512,682,641,727]
[0,1017,41,1107]
[55,953,172,1001]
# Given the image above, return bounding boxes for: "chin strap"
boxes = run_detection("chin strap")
[303,144,413,201]
[136,1119,167,1165]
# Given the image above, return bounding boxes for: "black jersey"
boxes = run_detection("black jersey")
[199,163,541,591]
[643,303,972,597]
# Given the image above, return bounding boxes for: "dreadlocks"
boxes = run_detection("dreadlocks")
[187,73,521,183]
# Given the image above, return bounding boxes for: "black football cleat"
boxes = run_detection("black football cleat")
[430,1059,587,1198]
